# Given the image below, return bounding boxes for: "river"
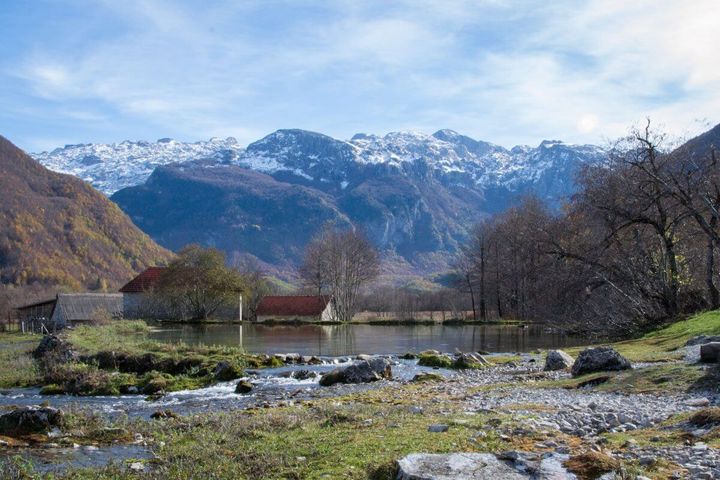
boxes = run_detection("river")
[147,322,582,356]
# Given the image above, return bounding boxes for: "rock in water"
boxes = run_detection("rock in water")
[571,347,631,377]
[699,342,720,362]
[396,453,527,480]
[235,380,253,394]
[33,335,75,362]
[213,361,243,381]
[0,406,64,437]
[319,358,392,387]
[544,350,574,371]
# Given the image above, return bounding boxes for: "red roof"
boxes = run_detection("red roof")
[119,267,166,293]
[256,295,331,317]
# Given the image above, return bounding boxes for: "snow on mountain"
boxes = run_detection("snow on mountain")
[32,137,244,194]
[31,129,605,196]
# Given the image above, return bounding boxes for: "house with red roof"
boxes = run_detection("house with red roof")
[255,295,335,323]
[119,266,168,318]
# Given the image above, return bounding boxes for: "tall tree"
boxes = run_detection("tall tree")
[300,227,380,322]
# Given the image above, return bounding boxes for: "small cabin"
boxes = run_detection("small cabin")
[255,295,334,323]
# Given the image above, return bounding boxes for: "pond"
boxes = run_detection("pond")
[148,322,583,356]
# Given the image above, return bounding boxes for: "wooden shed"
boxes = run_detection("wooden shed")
[16,293,124,331]
[51,293,124,327]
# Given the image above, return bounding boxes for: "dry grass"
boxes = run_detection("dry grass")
[688,408,720,427]
[564,451,620,479]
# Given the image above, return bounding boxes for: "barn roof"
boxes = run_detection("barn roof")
[16,298,57,311]
[54,293,123,321]
[256,295,331,317]
[119,267,166,293]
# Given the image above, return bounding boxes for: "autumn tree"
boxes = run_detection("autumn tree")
[157,245,245,320]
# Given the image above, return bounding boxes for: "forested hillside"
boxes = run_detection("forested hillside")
[0,135,172,291]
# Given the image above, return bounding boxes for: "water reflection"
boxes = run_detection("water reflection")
[148,322,582,356]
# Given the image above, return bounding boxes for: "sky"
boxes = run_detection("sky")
[1,0,719,152]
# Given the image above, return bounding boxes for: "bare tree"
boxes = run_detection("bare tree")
[300,227,380,322]
[232,256,272,320]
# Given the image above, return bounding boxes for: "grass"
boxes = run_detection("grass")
[689,407,720,427]
[0,332,41,388]
[564,451,619,480]
[0,321,282,396]
[585,310,719,363]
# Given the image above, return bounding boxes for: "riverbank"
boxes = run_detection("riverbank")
[0,311,718,478]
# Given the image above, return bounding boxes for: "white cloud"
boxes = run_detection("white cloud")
[5,0,720,148]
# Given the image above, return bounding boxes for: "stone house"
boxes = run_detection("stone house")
[255,295,334,323]
[119,266,167,318]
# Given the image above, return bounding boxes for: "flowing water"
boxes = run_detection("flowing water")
[147,322,582,356]
[0,322,580,472]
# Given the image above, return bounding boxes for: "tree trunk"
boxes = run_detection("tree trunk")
[707,217,720,309]
[663,234,680,317]
[467,274,477,321]
[495,241,503,319]
[479,241,487,321]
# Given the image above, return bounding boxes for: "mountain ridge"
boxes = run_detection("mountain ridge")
[32,129,605,198]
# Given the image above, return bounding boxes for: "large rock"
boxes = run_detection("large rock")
[32,335,75,362]
[396,453,527,480]
[235,380,253,394]
[0,406,64,437]
[453,353,489,369]
[319,358,392,387]
[544,350,574,371]
[700,342,720,362]
[571,347,631,377]
[213,361,243,381]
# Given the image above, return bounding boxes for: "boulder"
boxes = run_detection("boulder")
[699,342,720,362]
[0,406,64,437]
[213,361,243,381]
[686,335,720,347]
[292,369,317,381]
[235,380,253,394]
[453,353,488,369]
[571,347,631,377]
[33,335,75,362]
[319,358,392,387]
[396,453,527,480]
[544,350,574,371]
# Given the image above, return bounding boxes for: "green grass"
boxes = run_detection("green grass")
[563,310,720,363]
[0,332,41,388]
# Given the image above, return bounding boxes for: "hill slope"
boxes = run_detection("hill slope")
[0,135,172,290]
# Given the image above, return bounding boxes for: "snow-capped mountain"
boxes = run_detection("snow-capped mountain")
[32,137,243,194]
[32,128,606,277]
[32,129,605,198]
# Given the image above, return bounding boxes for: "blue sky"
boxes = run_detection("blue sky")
[1,0,719,152]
